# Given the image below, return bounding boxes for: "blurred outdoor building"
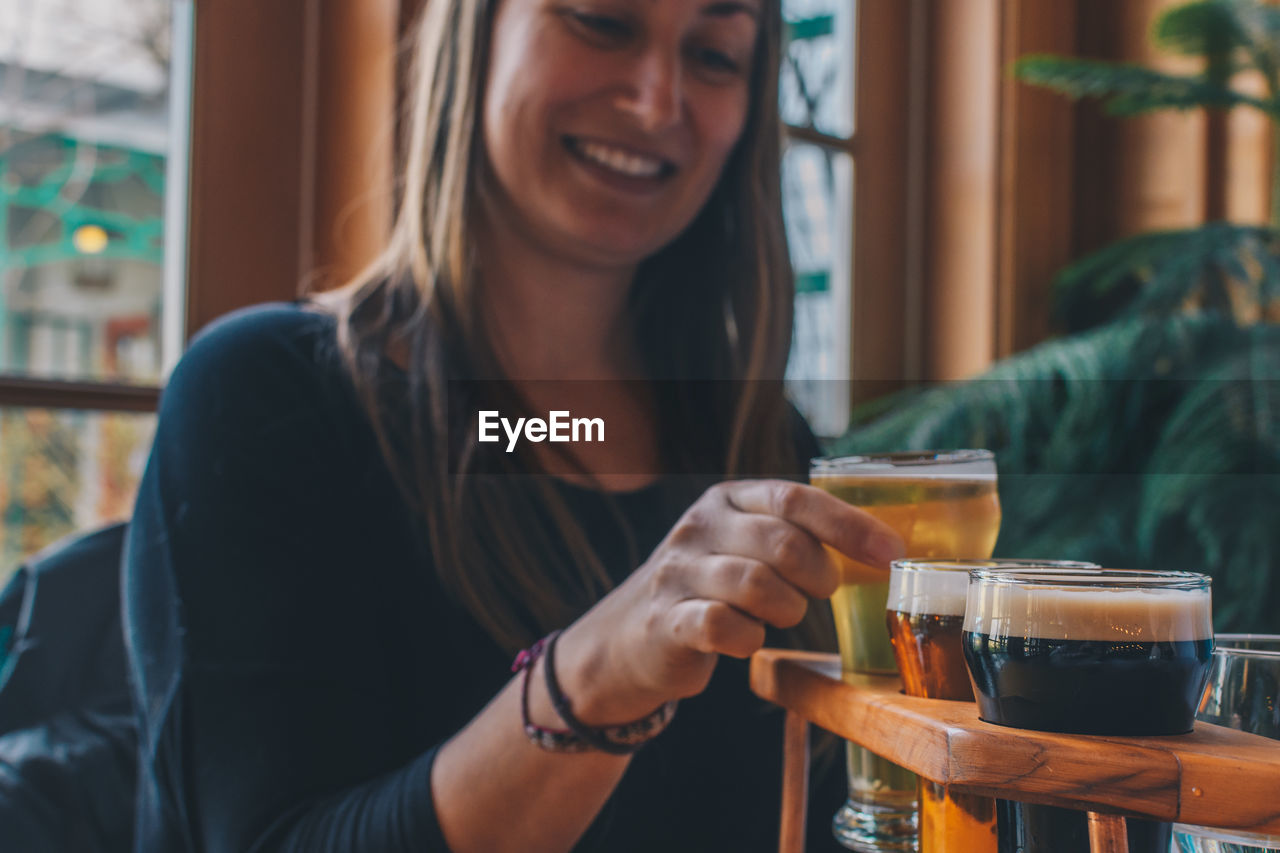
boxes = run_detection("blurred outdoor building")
[0,0,184,575]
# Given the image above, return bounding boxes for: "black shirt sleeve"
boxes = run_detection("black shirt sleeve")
[124,307,452,852]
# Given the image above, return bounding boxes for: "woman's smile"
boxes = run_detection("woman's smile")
[562,134,677,194]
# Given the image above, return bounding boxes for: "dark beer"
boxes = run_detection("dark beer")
[962,569,1214,853]
[964,632,1213,735]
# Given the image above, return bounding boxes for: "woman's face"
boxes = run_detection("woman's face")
[481,0,761,268]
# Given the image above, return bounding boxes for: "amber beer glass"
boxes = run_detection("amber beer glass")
[963,568,1214,853]
[810,451,1001,852]
[887,560,1096,853]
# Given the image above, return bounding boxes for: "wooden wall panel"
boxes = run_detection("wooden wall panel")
[307,0,397,292]
[1074,0,1207,256]
[996,0,1079,358]
[850,0,912,390]
[921,0,1001,381]
[1224,71,1275,225]
[186,0,396,336]
[186,1,309,337]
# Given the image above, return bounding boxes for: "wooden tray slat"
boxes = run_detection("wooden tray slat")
[750,650,1280,834]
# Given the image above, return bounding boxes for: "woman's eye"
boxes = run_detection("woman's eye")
[568,11,632,41]
[693,47,740,74]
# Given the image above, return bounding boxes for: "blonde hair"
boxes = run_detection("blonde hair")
[332,0,811,653]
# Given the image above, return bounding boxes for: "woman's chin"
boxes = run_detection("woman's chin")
[561,221,683,268]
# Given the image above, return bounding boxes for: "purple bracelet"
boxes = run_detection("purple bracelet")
[511,630,677,754]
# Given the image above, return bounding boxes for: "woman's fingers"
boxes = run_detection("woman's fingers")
[666,598,767,660]
[700,555,810,627]
[704,510,838,600]
[721,480,905,572]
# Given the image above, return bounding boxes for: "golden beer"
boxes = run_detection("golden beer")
[812,452,1000,852]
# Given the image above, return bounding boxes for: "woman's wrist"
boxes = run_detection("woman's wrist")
[551,622,669,727]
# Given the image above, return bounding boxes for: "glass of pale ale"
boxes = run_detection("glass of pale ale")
[1173,634,1280,852]
[887,559,1097,853]
[810,451,1001,852]
[963,567,1214,853]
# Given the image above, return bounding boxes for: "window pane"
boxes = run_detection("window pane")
[0,407,154,583]
[0,0,192,385]
[783,142,853,438]
[780,0,856,138]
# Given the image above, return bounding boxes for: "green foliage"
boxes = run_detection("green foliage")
[1013,55,1274,116]
[1155,0,1280,86]
[1053,224,1280,331]
[830,316,1280,632]
[1014,0,1280,149]
[830,0,1280,630]
[1155,1,1253,60]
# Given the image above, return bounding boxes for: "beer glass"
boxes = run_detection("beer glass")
[887,560,1096,853]
[962,567,1215,853]
[811,451,1001,852]
[1172,634,1280,853]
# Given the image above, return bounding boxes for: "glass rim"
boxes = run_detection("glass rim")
[1170,824,1280,844]
[892,559,1096,574]
[809,449,994,472]
[1213,633,1280,659]
[967,567,1211,591]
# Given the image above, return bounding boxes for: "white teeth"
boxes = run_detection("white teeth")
[576,140,664,178]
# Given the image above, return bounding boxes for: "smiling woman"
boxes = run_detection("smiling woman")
[123,1,892,852]
[480,0,758,264]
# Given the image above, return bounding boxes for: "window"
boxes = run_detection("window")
[780,0,856,438]
[0,0,192,577]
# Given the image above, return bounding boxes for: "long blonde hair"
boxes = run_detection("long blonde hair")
[333,0,808,653]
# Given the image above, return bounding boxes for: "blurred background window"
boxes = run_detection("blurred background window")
[0,0,191,578]
[780,0,855,438]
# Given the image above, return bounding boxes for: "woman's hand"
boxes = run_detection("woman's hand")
[555,480,906,724]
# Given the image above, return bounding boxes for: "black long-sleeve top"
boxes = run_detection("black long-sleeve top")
[123,304,846,852]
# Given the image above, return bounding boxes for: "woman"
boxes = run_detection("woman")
[124,1,904,850]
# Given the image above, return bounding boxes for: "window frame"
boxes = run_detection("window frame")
[782,0,915,412]
[0,0,397,413]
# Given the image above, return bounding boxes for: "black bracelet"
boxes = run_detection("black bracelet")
[535,630,677,755]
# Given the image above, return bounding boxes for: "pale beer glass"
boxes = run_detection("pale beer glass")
[1173,634,1280,853]
[810,451,1001,852]
[887,560,1096,853]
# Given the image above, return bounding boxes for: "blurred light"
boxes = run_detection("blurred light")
[72,224,109,255]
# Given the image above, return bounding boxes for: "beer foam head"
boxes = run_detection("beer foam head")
[964,572,1213,643]
[810,451,996,481]
[888,562,970,617]
[889,560,1098,619]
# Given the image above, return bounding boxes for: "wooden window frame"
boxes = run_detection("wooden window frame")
[0,0,396,414]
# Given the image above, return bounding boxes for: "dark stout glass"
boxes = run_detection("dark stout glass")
[962,568,1214,853]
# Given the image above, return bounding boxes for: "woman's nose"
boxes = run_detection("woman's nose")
[616,48,683,133]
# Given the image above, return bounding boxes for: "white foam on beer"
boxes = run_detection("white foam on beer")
[812,462,996,481]
[888,564,969,617]
[963,584,1213,642]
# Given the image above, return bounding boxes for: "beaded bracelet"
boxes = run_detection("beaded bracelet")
[511,629,678,754]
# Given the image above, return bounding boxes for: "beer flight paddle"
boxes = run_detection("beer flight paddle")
[749,650,1280,853]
